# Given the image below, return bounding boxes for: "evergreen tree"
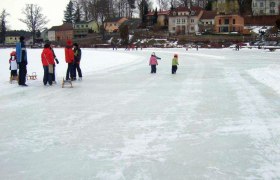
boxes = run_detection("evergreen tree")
[153,8,158,25]
[64,0,74,24]
[139,0,149,27]
[74,3,82,23]
[0,9,9,44]
[120,24,129,45]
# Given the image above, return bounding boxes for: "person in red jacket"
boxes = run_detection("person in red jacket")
[65,39,74,80]
[41,43,55,85]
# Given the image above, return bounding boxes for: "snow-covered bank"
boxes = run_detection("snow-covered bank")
[248,65,280,95]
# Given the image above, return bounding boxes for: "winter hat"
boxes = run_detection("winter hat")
[174,54,178,57]
[10,51,16,56]
[73,43,78,47]
[44,43,50,48]
[66,39,73,46]
[152,52,156,56]
[19,36,25,41]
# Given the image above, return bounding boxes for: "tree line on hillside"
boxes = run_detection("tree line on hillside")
[0,0,279,45]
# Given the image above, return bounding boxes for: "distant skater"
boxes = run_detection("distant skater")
[172,54,179,74]
[149,52,161,74]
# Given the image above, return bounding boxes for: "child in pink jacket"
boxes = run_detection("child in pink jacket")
[149,52,161,73]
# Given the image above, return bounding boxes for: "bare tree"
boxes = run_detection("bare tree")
[19,4,49,44]
[157,0,171,10]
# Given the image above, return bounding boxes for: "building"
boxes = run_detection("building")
[212,0,240,15]
[48,23,73,42]
[74,21,89,38]
[5,31,31,45]
[168,6,203,35]
[87,20,100,33]
[200,11,217,33]
[146,10,170,27]
[252,0,280,15]
[104,17,128,33]
[214,14,244,33]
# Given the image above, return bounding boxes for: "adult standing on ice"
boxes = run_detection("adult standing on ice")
[149,52,161,74]
[65,40,74,80]
[16,36,28,86]
[73,43,82,80]
[172,54,179,74]
[47,41,59,83]
[41,43,55,86]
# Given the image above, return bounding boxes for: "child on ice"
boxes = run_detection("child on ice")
[149,52,161,74]
[172,54,179,74]
[9,51,18,81]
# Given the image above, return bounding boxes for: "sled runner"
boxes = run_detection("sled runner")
[27,72,37,80]
[62,78,73,88]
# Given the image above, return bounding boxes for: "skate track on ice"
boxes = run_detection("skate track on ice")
[0,48,280,179]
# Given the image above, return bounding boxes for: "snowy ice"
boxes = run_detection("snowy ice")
[0,47,280,179]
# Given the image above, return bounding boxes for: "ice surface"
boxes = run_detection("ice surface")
[0,47,280,179]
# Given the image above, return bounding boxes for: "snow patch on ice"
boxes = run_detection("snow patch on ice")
[247,65,280,95]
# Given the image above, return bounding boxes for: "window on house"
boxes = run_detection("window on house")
[182,19,186,23]
[224,19,229,25]
[81,25,84,28]
[77,25,80,28]
[86,25,88,28]
[270,9,275,14]
[219,19,221,24]
[191,19,194,23]
[260,2,264,7]
[260,10,264,14]
[177,19,181,24]
[233,19,236,24]
[173,27,175,31]
[270,2,275,7]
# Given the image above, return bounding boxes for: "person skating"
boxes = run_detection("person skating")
[172,54,179,74]
[41,43,55,86]
[9,51,18,81]
[149,52,161,74]
[73,43,82,80]
[16,36,28,86]
[65,40,74,81]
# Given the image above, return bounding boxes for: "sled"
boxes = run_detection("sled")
[10,76,18,84]
[62,78,73,88]
[27,72,37,80]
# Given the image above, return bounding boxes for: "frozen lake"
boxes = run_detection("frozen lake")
[0,48,280,179]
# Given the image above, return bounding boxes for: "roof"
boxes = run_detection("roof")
[6,31,32,37]
[201,11,217,20]
[49,23,73,31]
[176,6,189,12]
[147,10,170,16]
[104,17,127,23]
[189,6,203,16]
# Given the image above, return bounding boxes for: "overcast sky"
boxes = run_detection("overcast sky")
[1,0,157,31]
[0,0,75,30]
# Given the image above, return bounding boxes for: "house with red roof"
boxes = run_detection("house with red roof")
[168,6,204,35]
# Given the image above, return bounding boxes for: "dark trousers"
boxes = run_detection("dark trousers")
[151,65,157,73]
[72,63,77,79]
[18,62,27,85]
[52,64,56,81]
[172,65,178,74]
[66,63,74,80]
[76,63,82,77]
[43,66,53,85]
[11,70,18,77]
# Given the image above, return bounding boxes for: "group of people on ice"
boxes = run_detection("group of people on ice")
[10,36,83,86]
[149,52,179,74]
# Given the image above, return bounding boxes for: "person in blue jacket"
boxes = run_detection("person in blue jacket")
[16,36,28,86]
